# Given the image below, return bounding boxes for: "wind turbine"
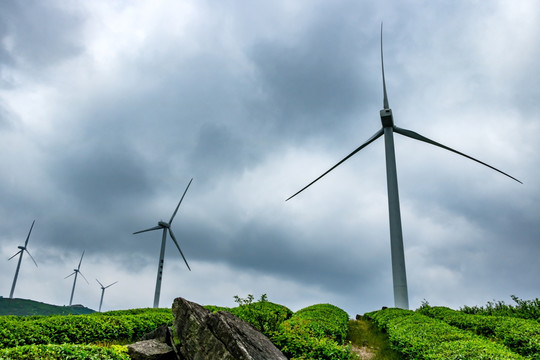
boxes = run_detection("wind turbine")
[134,178,193,308]
[286,25,521,309]
[96,279,118,312]
[65,250,89,306]
[8,220,38,299]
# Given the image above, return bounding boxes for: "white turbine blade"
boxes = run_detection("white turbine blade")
[105,281,118,289]
[381,23,390,110]
[25,250,38,267]
[8,250,22,261]
[96,279,104,288]
[65,272,75,279]
[24,220,36,247]
[169,178,193,224]
[168,228,191,271]
[133,225,162,234]
[79,271,89,284]
[394,126,522,184]
[286,128,385,201]
[78,250,85,269]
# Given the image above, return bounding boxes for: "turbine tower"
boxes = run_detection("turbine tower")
[65,250,88,306]
[8,220,38,299]
[96,279,118,312]
[286,25,521,309]
[134,178,193,308]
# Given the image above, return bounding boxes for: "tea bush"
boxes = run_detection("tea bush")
[229,294,293,337]
[271,304,356,360]
[0,309,173,348]
[460,296,540,321]
[419,306,540,358]
[0,344,129,360]
[366,308,525,359]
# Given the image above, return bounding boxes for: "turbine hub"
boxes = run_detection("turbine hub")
[158,221,169,228]
[380,108,394,128]
[18,246,25,250]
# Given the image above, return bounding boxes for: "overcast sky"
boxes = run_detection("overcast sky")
[1,0,539,315]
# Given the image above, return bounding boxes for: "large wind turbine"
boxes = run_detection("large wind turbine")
[96,279,118,312]
[286,25,521,309]
[134,178,193,308]
[65,250,88,306]
[8,220,38,299]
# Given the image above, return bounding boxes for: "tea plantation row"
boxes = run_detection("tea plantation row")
[0,299,356,360]
[418,306,540,358]
[366,307,540,359]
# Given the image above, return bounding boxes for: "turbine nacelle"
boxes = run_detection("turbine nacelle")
[380,109,394,128]
[158,221,170,228]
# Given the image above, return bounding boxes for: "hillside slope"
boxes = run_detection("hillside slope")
[0,297,95,316]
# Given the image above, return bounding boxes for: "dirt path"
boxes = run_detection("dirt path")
[350,343,376,359]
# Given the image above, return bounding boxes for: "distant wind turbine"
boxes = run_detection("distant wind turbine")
[65,250,88,306]
[96,279,118,312]
[286,24,521,310]
[134,178,193,308]
[8,220,38,299]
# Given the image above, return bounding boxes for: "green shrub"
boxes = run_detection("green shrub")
[366,308,525,360]
[419,306,540,358]
[0,344,129,360]
[226,294,293,337]
[271,304,356,360]
[0,310,173,348]
[460,296,540,321]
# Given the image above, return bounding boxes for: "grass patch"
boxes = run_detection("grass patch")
[346,318,403,360]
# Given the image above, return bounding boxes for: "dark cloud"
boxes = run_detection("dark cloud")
[0,0,84,70]
[1,1,539,313]
[248,15,377,138]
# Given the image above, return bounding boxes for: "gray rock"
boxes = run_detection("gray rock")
[127,339,177,360]
[172,297,287,360]
[141,324,175,345]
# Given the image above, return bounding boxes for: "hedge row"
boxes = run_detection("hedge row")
[419,306,540,359]
[227,301,293,337]
[0,309,173,348]
[0,344,129,360]
[460,296,540,321]
[366,308,525,360]
[271,304,356,360]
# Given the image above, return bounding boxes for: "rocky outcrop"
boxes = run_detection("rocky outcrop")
[127,324,180,360]
[172,297,287,360]
[141,324,175,346]
[126,339,177,360]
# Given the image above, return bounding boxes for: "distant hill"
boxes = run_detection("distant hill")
[0,297,95,316]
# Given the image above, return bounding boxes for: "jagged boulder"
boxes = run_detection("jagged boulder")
[172,297,287,360]
[127,324,180,360]
[126,339,177,360]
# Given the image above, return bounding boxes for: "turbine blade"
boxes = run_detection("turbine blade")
[65,272,75,279]
[168,228,191,271]
[24,220,36,247]
[78,250,85,269]
[96,279,104,288]
[79,271,89,284]
[381,23,389,110]
[286,128,384,201]
[133,225,162,234]
[25,250,38,267]
[8,250,22,261]
[170,178,193,224]
[394,126,522,184]
[105,281,118,288]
